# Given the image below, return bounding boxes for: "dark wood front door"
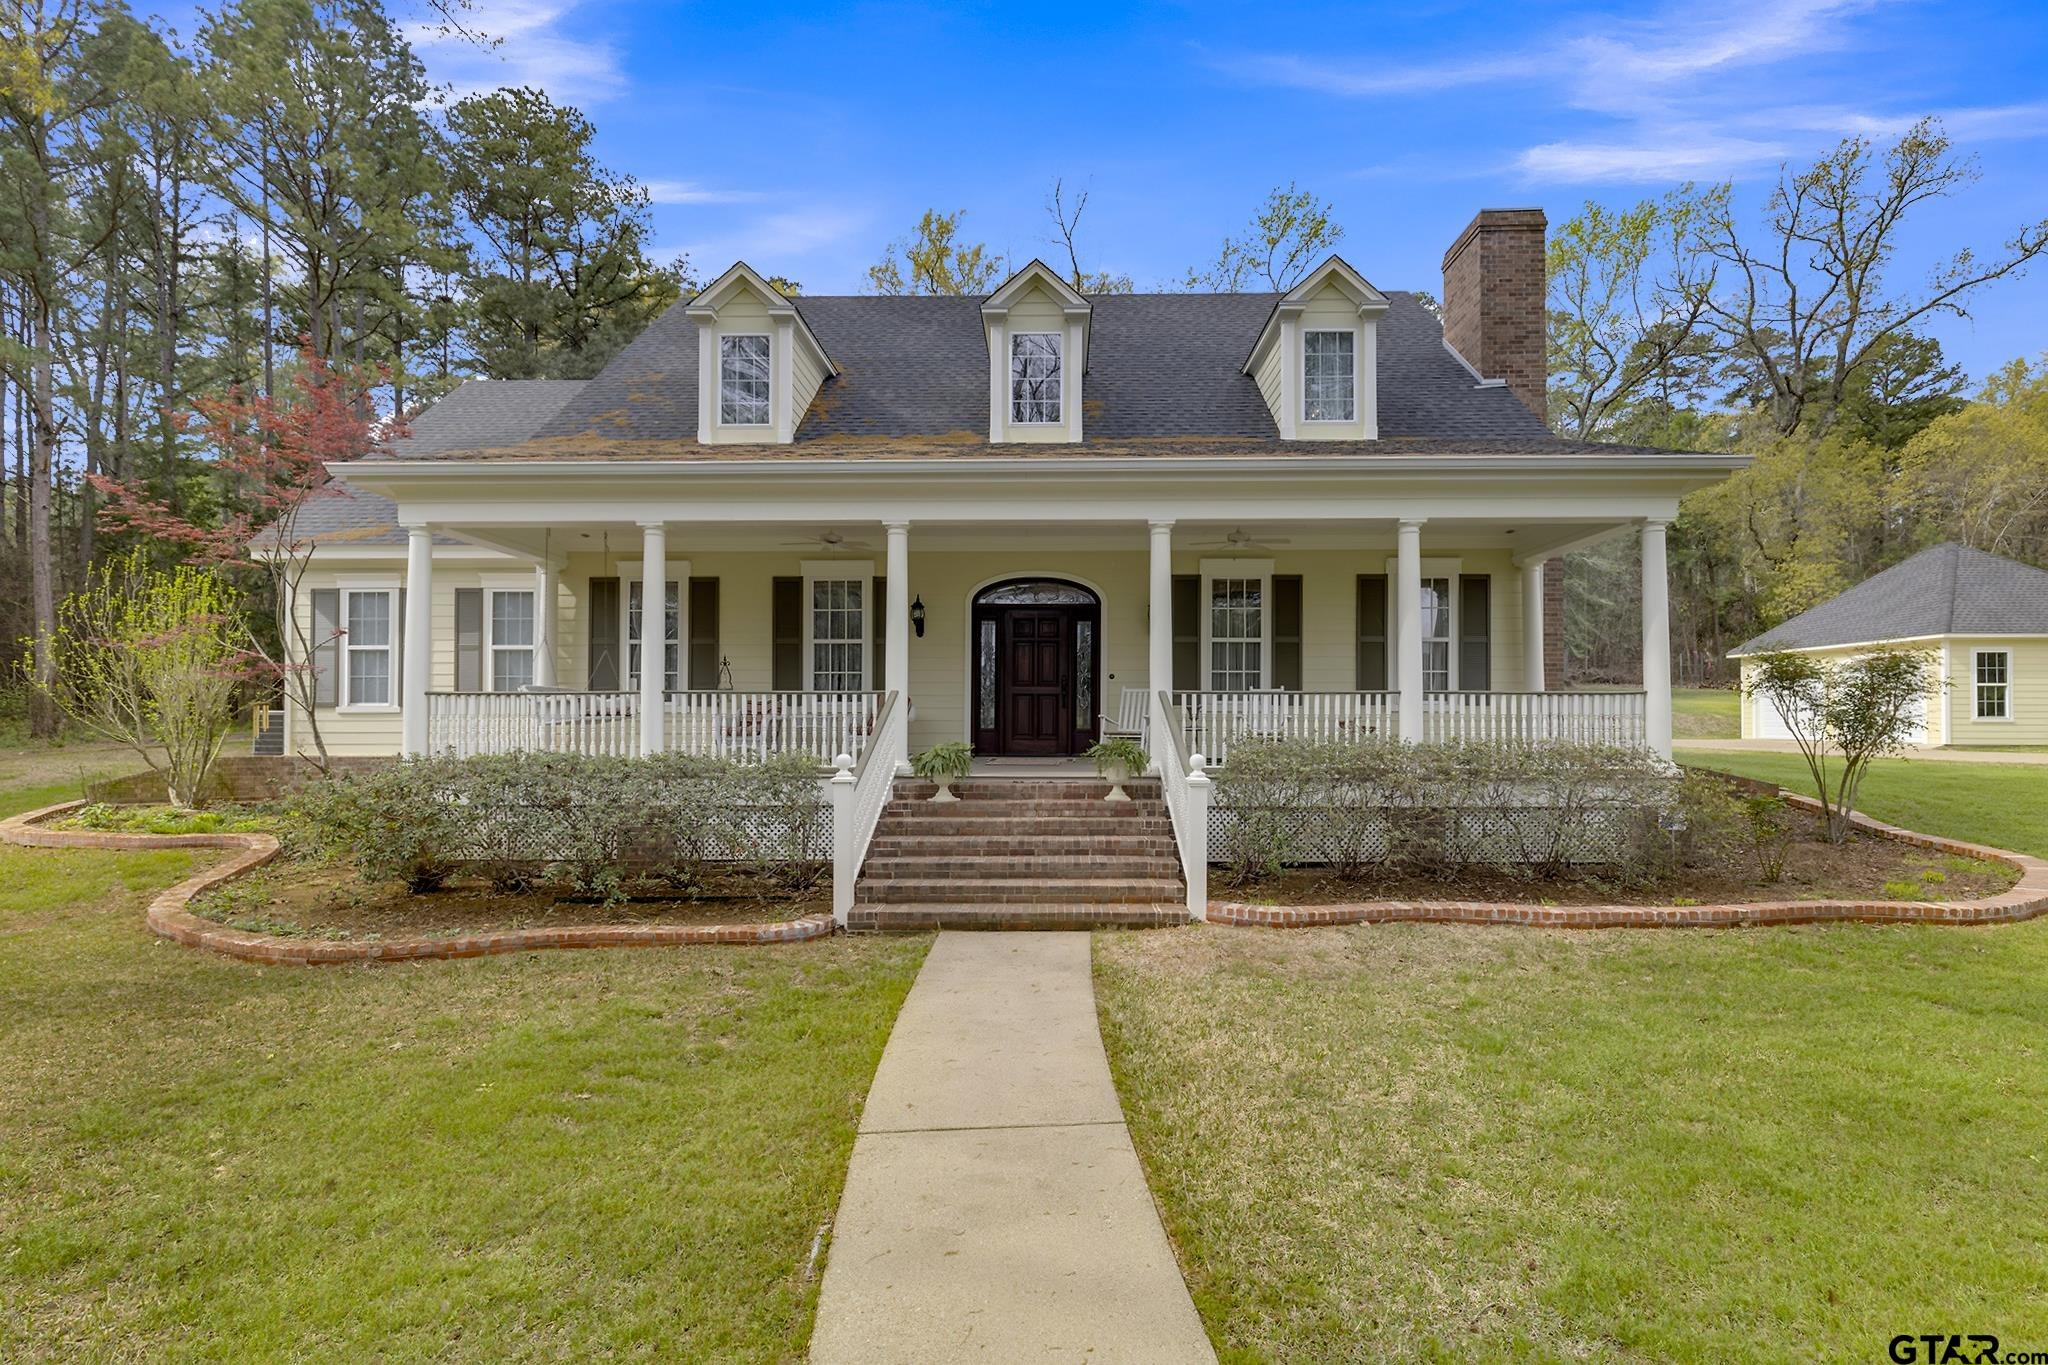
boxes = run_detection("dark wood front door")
[971,585,1100,757]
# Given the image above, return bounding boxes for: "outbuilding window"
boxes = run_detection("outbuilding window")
[1975,649,2012,720]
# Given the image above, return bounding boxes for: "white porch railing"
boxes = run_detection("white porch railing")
[427,691,639,758]
[1174,690,1399,766]
[828,691,904,926]
[1421,691,1647,746]
[1153,690,1211,920]
[664,690,884,764]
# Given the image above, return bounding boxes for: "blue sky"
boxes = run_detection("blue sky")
[410,2,2042,383]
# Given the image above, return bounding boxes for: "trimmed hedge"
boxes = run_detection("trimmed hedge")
[293,751,826,901]
[1213,737,1681,882]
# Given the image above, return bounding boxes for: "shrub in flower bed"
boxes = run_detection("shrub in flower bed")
[1213,737,1680,883]
[292,751,825,901]
[56,802,273,837]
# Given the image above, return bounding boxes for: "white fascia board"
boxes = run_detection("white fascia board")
[1728,633,2043,659]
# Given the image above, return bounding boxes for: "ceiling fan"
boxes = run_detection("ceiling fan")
[780,529,875,552]
[1189,527,1291,554]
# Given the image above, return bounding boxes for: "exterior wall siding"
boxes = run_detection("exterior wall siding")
[1946,636,2048,746]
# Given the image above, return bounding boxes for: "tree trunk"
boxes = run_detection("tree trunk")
[29,291,58,739]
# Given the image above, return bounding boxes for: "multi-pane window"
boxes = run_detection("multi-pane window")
[1303,330,1355,422]
[719,334,771,425]
[1976,650,2011,719]
[344,589,394,706]
[811,579,865,690]
[1010,332,1062,424]
[1420,577,1452,691]
[1209,577,1264,690]
[626,580,680,691]
[490,590,535,693]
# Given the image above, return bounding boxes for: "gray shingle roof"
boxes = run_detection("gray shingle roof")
[290,379,585,544]
[520,288,1552,448]
[1731,543,2048,655]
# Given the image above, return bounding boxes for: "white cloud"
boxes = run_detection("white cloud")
[1516,136,1790,183]
[404,0,624,105]
[662,205,877,275]
[641,180,772,206]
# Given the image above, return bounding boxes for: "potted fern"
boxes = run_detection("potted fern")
[911,741,974,802]
[1086,736,1148,802]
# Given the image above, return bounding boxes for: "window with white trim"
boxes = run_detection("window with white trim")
[1420,577,1451,691]
[810,578,866,691]
[1303,329,1355,422]
[1975,649,2011,720]
[489,589,535,693]
[1010,332,1062,424]
[626,580,680,692]
[1209,577,1264,690]
[343,588,395,706]
[719,334,771,425]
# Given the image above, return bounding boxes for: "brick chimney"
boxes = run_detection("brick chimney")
[1441,208,1548,424]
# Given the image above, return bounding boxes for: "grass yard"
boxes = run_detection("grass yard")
[0,819,926,1359]
[1100,759,2048,1361]
[1677,748,2048,859]
[1672,685,1740,738]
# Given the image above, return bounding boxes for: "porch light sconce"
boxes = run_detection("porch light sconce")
[911,596,926,638]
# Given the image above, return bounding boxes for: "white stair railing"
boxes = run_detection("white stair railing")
[1153,690,1210,921]
[828,691,903,927]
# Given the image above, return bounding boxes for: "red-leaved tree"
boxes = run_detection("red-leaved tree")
[94,348,402,770]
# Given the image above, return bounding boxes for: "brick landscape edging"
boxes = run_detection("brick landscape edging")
[1209,793,2048,930]
[0,801,833,965]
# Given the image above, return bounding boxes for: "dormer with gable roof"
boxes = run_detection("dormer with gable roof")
[1242,256,1389,441]
[686,262,837,444]
[981,260,1092,444]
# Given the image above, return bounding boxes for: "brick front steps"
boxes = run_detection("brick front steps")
[852,778,1190,931]
[0,800,832,966]
[1212,796,2048,930]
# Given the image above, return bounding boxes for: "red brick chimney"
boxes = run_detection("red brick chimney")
[1441,208,1548,424]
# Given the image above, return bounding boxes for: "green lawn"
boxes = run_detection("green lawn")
[0,820,926,1358]
[1672,685,1740,738]
[1677,748,2048,858]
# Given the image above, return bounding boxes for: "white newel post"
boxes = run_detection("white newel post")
[402,525,432,756]
[533,561,559,688]
[1148,520,1174,762]
[638,521,666,756]
[885,521,911,773]
[1641,519,1673,759]
[1396,519,1424,742]
[1522,557,1547,695]
[1185,754,1210,919]
[829,754,855,927]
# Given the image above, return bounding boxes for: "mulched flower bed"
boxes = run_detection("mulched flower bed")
[191,860,826,941]
[1221,808,2017,907]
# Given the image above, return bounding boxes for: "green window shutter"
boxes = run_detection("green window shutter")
[587,577,620,690]
[1171,574,1199,691]
[311,588,339,707]
[454,588,483,692]
[772,577,802,690]
[1459,574,1492,691]
[688,578,720,689]
[1273,575,1303,691]
[1356,575,1388,690]
[871,576,885,690]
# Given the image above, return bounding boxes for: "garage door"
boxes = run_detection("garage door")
[1752,679,1928,743]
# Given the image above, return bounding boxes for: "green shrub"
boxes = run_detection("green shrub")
[1086,737,1148,776]
[1213,737,1678,883]
[912,742,974,781]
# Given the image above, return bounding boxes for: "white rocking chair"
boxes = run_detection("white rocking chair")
[1099,685,1151,747]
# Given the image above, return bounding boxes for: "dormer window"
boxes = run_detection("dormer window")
[1010,332,1063,425]
[1303,330,1355,422]
[719,334,771,426]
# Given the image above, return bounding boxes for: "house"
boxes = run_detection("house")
[275,208,1745,923]
[1730,542,2048,747]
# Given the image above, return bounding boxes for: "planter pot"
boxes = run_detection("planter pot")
[927,775,959,803]
[1102,762,1132,802]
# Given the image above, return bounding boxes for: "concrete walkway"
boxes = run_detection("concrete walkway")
[1681,739,2048,765]
[810,932,1215,1364]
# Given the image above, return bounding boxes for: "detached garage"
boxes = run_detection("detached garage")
[1730,542,2048,748]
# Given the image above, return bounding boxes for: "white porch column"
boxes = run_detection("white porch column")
[1148,521,1174,698]
[402,525,433,756]
[1640,519,1673,759]
[884,521,911,773]
[533,561,559,688]
[638,521,666,756]
[1521,558,1547,694]
[1396,519,1424,742]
